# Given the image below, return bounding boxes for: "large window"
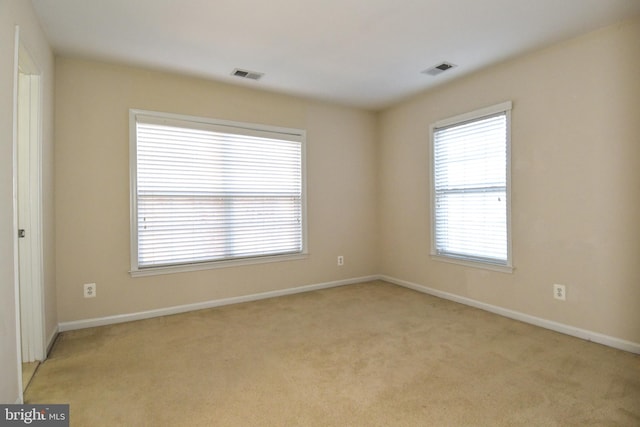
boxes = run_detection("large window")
[430,102,512,270]
[130,110,306,276]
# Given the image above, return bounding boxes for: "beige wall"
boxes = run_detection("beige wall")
[379,16,640,344]
[55,58,378,322]
[0,0,56,403]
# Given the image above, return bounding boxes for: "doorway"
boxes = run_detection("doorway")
[14,27,45,393]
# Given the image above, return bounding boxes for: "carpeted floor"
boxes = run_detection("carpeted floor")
[26,281,640,426]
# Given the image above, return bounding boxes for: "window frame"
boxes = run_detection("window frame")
[429,101,513,273]
[129,109,308,277]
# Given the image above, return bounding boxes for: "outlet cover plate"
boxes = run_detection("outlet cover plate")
[84,283,96,298]
[553,284,566,301]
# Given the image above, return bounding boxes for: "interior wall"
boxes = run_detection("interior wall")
[0,0,55,403]
[379,16,640,344]
[54,58,378,322]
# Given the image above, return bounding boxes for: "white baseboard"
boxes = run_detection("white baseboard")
[381,275,640,355]
[58,275,379,332]
[45,325,58,358]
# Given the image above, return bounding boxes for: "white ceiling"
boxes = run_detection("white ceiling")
[32,0,640,110]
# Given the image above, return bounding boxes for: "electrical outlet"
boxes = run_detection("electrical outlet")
[553,284,566,301]
[337,256,344,266]
[84,283,96,298]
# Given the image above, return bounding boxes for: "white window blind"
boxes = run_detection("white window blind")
[431,102,511,267]
[130,111,305,273]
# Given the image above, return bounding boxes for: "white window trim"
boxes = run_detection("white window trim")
[129,109,308,277]
[429,101,513,273]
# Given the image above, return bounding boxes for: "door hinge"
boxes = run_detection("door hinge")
[18,229,26,238]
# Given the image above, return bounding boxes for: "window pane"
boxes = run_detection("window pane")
[435,190,507,262]
[434,115,506,191]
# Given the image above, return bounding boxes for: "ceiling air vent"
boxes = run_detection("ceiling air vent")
[422,62,457,76]
[231,68,264,80]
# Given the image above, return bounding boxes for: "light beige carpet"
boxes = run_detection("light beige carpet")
[26,281,640,426]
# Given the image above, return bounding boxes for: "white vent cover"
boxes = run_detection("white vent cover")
[231,68,264,80]
[422,62,457,76]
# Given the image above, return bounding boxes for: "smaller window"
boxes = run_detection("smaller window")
[430,101,512,271]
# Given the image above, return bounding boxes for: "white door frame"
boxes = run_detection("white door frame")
[13,25,45,400]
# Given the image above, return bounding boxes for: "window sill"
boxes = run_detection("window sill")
[430,254,513,274]
[130,253,309,277]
